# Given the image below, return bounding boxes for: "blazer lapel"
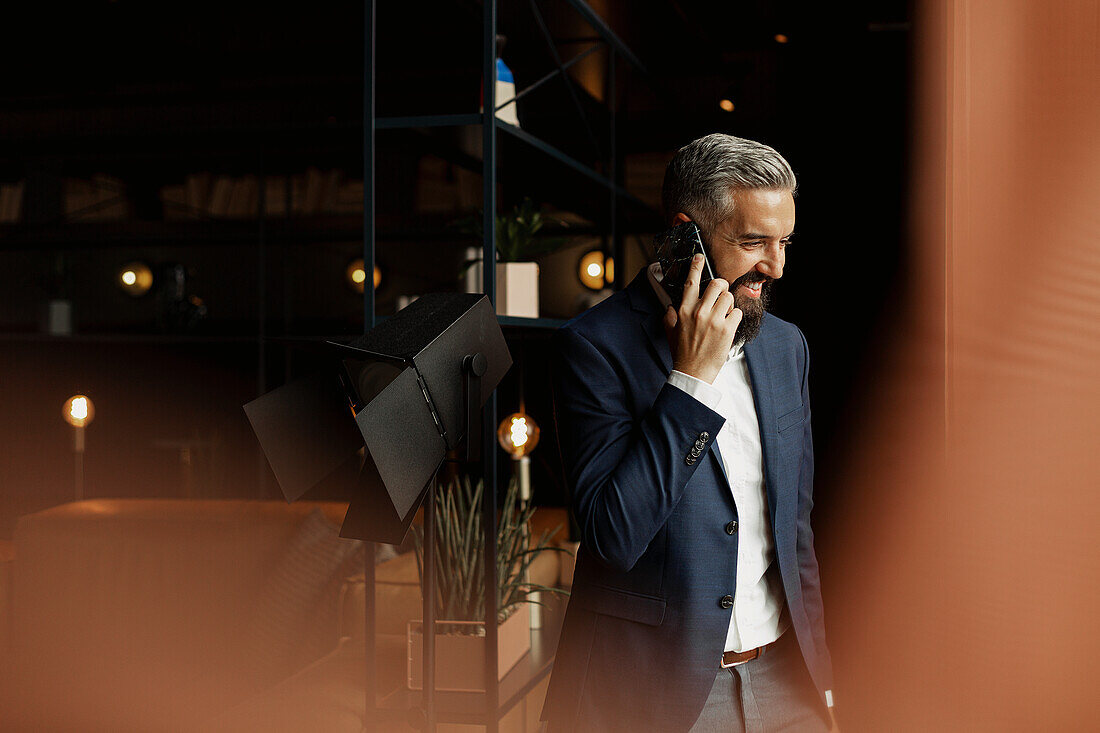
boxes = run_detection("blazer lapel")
[627,268,673,374]
[743,318,781,536]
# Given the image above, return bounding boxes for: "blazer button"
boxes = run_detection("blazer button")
[699,432,710,442]
[694,440,706,451]
[725,520,738,535]
[685,455,696,466]
[719,595,734,609]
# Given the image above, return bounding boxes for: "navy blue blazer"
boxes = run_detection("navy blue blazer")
[541,268,835,731]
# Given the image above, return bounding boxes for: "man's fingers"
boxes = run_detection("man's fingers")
[713,289,735,319]
[663,304,678,331]
[699,278,730,315]
[680,253,705,310]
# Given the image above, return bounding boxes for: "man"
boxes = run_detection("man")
[541,134,838,732]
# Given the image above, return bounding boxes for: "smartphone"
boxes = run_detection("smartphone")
[654,220,714,307]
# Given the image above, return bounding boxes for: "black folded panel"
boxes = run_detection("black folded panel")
[244,293,511,543]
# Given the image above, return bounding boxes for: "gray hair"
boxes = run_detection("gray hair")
[661,133,797,236]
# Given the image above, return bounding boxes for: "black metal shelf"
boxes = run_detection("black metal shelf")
[360,2,643,730]
[0,332,261,345]
[0,216,363,251]
[0,215,609,251]
[0,317,564,346]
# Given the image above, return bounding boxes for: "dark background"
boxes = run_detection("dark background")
[0,0,911,631]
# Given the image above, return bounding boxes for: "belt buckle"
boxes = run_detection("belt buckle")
[720,646,761,668]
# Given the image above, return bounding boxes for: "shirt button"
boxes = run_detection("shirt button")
[719,595,734,609]
[725,520,738,535]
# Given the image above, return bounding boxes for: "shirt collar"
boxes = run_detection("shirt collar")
[647,262,745,359]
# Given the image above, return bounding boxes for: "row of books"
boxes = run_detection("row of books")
[160,169,363,219]
[65,175,132,221]
[0,176,130,225]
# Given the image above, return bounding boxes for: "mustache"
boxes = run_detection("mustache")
[733,272,772,286]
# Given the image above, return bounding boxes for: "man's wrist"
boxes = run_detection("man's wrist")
[667,370,722,411]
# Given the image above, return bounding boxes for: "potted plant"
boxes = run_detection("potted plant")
[459,198,567,318]
[407,474,568,691]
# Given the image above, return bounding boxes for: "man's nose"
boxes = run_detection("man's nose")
[757,244,783,279]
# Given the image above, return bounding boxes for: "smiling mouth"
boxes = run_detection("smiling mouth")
[739,281,764,299]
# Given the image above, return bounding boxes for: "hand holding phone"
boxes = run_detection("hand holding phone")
[661,246,742,385]
[655,221,715,307]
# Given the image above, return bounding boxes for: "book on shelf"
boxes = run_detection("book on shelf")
[64,175,130,221]
[207,176,234,217]
[264,176,288,216]
[226,175,258,218]
[0,181,25,223]
[185,172,212,214]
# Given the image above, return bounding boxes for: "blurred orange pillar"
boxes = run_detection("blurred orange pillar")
[829,1,1100,730]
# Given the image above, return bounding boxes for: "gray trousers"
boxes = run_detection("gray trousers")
[688,629,831,733]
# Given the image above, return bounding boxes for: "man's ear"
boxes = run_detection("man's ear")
[672,212,691,225]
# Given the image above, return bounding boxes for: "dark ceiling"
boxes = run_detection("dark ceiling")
[0,0,909,157]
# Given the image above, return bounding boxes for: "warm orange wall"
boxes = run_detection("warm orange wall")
[829,1,1100,730]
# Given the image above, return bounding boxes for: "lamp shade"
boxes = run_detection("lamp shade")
[244,293,512,544]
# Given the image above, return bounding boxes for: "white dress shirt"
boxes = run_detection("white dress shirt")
[647,263,791,653]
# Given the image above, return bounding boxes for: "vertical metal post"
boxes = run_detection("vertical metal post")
[423,475,437,730]
[609,50,623,291]
[257,149,269,497]
[482,2,500,731]
[364,0,377,330]
[362,1,378,730]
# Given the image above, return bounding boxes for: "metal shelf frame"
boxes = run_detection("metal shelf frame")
[361,1,646,730]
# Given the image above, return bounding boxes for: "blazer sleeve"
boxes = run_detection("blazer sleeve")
[794,326,836,691]
[552,325,727,573]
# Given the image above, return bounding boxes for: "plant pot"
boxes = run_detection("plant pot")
[407,603,531,691]
[464,254,540,318]
[497,261,539,318]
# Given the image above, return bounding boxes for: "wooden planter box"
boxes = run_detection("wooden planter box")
[407,603,531,692]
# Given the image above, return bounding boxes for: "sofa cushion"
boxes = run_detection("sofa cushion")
[4,499,356,730]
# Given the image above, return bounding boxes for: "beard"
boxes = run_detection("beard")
[729,271,773,344]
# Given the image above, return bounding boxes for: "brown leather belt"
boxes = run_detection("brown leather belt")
[720,637,782,668]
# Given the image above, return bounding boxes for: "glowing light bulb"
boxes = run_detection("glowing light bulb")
[579,251,614,290]
[497,412,540,458]
[63,395,95,428]
[510,417,529,449]
[347,259,380,293]
[117,262,153,296]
